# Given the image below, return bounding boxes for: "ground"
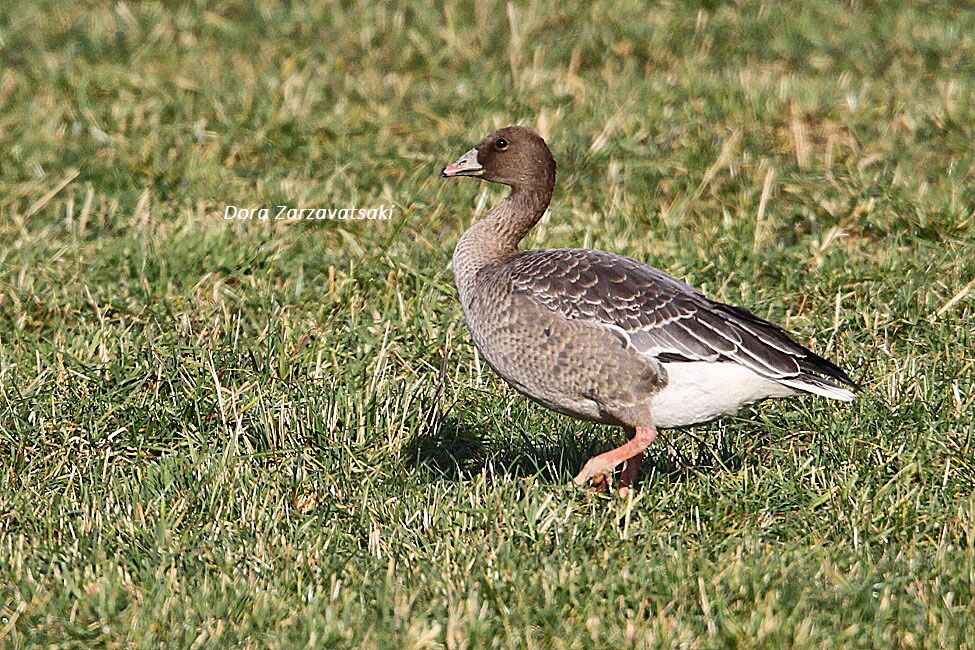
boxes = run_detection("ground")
[1,1,974,646]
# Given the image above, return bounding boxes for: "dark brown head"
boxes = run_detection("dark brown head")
[441,126,556,190]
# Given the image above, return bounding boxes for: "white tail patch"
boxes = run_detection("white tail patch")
[650,361,853,429]
[651,362,797,429]
[779,378,855,402]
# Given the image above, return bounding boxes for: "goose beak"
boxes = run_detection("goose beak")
[441,148,483,178]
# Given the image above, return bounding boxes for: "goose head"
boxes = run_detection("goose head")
[441,125,556,189]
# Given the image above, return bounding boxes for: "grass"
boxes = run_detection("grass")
[1,0,974,646]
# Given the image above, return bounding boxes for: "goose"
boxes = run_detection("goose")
[441,125,856,491]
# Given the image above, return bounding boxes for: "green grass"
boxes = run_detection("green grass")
[2,0,974,646]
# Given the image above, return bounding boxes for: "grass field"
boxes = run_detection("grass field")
[2,0,974,646]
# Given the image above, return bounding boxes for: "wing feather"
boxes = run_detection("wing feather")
[506,248,856,395]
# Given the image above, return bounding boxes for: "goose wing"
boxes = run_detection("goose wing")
[507,248,856,400]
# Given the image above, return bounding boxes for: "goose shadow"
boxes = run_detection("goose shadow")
[403,414,752,486]
[402,415,578,483]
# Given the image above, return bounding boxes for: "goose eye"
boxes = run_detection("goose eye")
[494,138,508,151]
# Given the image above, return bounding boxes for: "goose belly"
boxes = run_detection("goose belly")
[651,362,797,429]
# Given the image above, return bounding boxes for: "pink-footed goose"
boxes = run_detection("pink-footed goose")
[441,126,856,492]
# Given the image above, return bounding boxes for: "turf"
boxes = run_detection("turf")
[1,0,974,646]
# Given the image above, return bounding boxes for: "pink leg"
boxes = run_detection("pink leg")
[572,424,657,488]
[617,451,643,498]
[619,452,643,486]
[617,426,643,488]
